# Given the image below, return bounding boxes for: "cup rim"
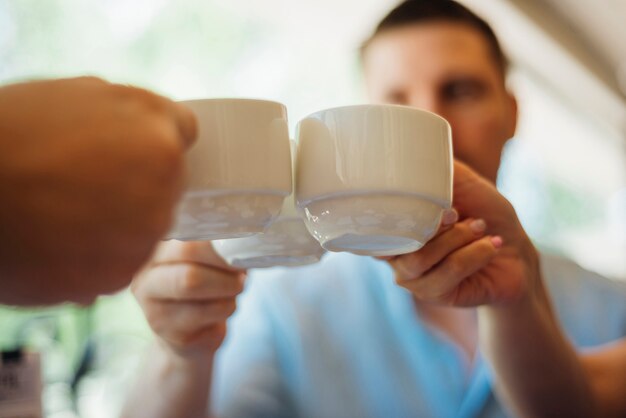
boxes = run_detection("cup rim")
[177,97,286,108]
[302,103,450,125]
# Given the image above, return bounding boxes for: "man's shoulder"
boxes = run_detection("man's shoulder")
[540,251,626,296]
[540,251,626,346]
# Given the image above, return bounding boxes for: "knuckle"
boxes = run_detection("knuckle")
[177,266,204,295]
[394,272,406,286]
[141,123,184,169]
[410,256,432,276]
[144,303,168,331]
[456,222,476,239]
[395,280,416,298]
[394,255,421,279]
[213,299,237,318]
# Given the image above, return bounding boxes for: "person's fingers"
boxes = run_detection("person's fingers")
[160,322,227,352]
[453,159,486,191]
[106,83,197,148]
[136,89,197,148]
[396,235,501,303]
[134,263,245,301]
[151,240,239,272]
[375,209,459,263]
[169,101,197,149]
[440,207,459,229]
[391,218,487,279]
[428,207,460,239]
[145,298,236,338]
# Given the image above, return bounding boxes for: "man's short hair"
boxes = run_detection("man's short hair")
[361,0,509,77]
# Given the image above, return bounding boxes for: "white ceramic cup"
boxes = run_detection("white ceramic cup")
[213,141,325,268]
[167,99,292,241]
[295,104,452,256]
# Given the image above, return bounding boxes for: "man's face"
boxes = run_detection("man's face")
[363,22,517,183]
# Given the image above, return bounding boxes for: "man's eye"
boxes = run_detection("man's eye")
[442,80,486,101]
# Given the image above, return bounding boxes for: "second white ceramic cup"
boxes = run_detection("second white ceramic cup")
[213,141,325,268]
[295,104,452,256]
[167,99,292,241]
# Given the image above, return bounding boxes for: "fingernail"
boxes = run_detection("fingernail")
[490,236,503,248]
[469,219,486,234]
[442,209,459,226]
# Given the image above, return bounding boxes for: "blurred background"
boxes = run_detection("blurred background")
[0,0,624,416]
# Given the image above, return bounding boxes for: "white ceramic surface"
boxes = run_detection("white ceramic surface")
[212,216,325,268]
[167,99,292,241]
[295,104,452,256]
[213,141,324,267]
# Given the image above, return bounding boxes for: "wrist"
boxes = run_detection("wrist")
[480,238,550,318]
[516,237,545,305]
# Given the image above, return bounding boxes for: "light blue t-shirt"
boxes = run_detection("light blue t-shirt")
[213,252,626,418]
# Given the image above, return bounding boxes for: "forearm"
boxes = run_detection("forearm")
[580,339,626,417]
[478,251,594,418]
[122,342,215,418]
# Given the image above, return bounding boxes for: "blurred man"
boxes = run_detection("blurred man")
[0,77,196,306]
[124,1,626,417]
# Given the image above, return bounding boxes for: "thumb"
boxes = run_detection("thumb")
[170,102,198,149]
[452,159,518,233]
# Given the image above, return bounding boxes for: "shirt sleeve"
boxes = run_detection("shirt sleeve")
[542,252,626,347]
[211,272,296,418]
